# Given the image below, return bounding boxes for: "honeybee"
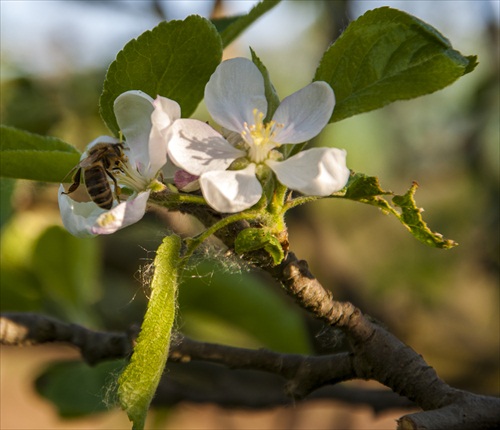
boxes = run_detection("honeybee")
[62,142,127,210]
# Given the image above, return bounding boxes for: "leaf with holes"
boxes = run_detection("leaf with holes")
[334,173,457,249]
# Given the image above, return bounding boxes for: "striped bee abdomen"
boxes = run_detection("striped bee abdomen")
[84,166,114,209]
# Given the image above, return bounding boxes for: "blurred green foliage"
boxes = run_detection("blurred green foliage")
[35,359,125,417]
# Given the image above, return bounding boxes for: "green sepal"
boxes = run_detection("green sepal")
[250,49,301,159]
[100,16,223,136]
[339,173,457,249]
[0,125,80,183]
[118,234,182,430]
[235,227,284,266]
[315,7,478,123]
[250,48,281,122]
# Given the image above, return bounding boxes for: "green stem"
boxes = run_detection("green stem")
[183,211,259,261]
[150,190,207,209]
[270,182,288,214]
[284,195,321,211]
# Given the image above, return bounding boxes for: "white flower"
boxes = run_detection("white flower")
[168,58,350,213]
[59,90,180,237]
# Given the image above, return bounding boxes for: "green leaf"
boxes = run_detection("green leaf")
[218,0,281,48]
[0,178,16,229]
[343,172,394,213]
[0,125,80,182]
[35,360,125,418]
[315,7,478,123]
[338,173,457,249]
[235,227,284,266]
[250,48,280,122]
[100,16,223,136]
[179,260,311,354]
[118,235,181,430]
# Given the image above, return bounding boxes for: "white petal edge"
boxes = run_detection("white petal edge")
[204,58,267,133]
[114,90,155,173]
[146,96,181,177]
[168,119,245,176]
[152,95,181,130]
[91,191,150,235]
[199,164,262,213]
[266,147,350,196]
[272,81,335,144]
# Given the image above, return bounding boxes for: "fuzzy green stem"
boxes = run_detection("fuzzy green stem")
[270,182,288,215]
[183,211,259,261]
[118,235,181,430]
[150,190,207,210]
[284,195,321,211]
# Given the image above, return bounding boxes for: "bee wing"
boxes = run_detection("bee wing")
[61,164,81,183]
[79,149,106,168]
[61,152,96,182]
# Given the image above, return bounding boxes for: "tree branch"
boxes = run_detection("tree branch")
[0,312,131,365]
[143,203,500,428]
[269,253,500,430]
[0,312,412,413]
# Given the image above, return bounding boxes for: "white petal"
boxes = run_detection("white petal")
[58,184,150,237]
[168,119,245,176]
[91,191,150,235]
[272,81,335,144]
[266,147,350,196]
[58,185,104,238]
[205,58,267,133]
[146,96,181,177]
[152,96,181,130]
[114,90,155,173]
[199,164,262,213]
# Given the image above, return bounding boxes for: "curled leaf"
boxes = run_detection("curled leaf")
[338,173,457,249]
[392,182,458,249]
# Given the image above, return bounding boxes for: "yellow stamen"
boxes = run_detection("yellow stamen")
[240,109,283,164]
[97,211,116,227]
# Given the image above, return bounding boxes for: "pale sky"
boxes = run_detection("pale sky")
[1,0,497,78]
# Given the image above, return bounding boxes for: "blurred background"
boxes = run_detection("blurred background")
[1,1,498,429]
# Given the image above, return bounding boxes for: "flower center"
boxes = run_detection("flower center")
[115,158,151,193]
[241,109,283,164]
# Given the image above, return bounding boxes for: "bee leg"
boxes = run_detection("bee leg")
[105,170,122,203]
[62,168,82,195]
